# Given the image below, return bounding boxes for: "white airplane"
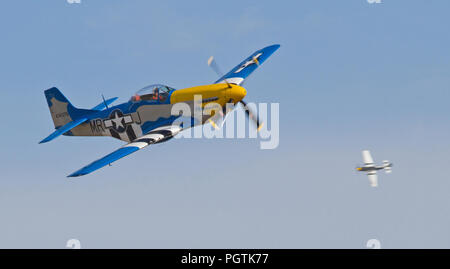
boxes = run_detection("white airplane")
[356,150,392,187]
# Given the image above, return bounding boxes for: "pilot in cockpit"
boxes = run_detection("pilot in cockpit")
[152,88,159,101]
[133,94,141,101]
[131,84,174,103]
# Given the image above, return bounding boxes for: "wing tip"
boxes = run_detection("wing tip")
[264,44,281,52]
[39,135,54,144]
[67,169,88,178]
[108,97,119,103]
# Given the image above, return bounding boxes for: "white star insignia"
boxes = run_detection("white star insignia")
[234,52,263,73]
[111,112,124,129]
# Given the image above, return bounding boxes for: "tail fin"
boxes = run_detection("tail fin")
[45,87,78,129]
[44,87,94,129]
[215,44,280,85]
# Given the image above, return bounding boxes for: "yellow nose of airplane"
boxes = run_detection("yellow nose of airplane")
[229,85,247,102]
[356,167,362,171]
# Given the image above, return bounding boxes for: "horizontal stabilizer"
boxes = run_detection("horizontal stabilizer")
[39,117,88,144]
[383,160,392,174]
[91,97,118,111]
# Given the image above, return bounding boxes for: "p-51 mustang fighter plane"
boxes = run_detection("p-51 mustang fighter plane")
[40,44,280,177]
[356,150,393,187]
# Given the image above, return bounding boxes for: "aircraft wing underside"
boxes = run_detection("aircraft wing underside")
[367,170,378,187]
[362,150,375,165]
[68,125,182,177]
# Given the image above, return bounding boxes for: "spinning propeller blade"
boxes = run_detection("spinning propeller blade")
[240,100,264,132]
[207,56,223,77]
[208,56,231,88]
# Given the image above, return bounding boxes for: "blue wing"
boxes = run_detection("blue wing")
[214,44,280,85]
[68,146,140,177]
[67,125,182,177]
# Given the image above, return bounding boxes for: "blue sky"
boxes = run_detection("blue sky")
[1,0,450,248]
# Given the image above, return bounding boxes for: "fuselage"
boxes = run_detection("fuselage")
[66,83,246,142]
[356,163,392,172]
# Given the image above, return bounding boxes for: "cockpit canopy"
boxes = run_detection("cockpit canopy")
[130,84,176,103]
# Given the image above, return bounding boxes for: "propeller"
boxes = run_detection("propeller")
[207,56,264,132]
[207,56,231,88]
[239,100,263,132]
